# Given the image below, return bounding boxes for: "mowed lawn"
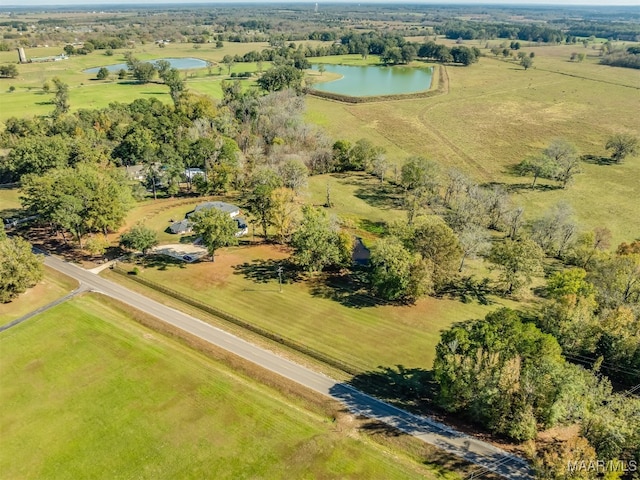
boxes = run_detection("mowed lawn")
[0,266,78,327]
[0,294,439,480]
[121,244,518,373]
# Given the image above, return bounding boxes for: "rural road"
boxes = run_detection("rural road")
[41,254,535,480]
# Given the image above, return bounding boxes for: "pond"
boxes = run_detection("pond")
[311,64,433,97]
[84,57,208,74]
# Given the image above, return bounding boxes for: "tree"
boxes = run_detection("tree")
[605,133,639,163]
[96,67,109,80]
[318,64,325,76]
[245,167,282,239]
[0,228,44,303]
[278,158,308,193]
[0,63,18,78]
[433,308,584,441]
[568,227,612,269]
[458,224,490,271]
[5,134,71,180]
[589,252,640,309]
[400,156,440,225]
[520,56,533,70]
[489,237,544,295]
[411,219,462,290]
[222,54,235,75]
[290,205,351,272]
[531,202,577,258]
[544,139,580,188]
[256,65,303,92]
[119,224,158,255]
[515,155,557,188]
[51,77,69,117]
[269,187,300,244]
[369,236,432,302]
[132,62,156,84]
[159,67,186,107]
[190,207,238,261]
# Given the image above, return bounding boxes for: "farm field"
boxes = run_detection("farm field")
[305,49,640,244]
[0,266,77,326]
[0,40,322,122]
[0,293,452,480]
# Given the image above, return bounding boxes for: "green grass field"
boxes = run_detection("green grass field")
[0,294,451,479]
[305,44,640,244]
[0,187,21,220]
[113,240,520,374]
[0,40,310,124]
[0,266,78,326]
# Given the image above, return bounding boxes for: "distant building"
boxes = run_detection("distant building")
[124,164,145,181]
[17,47,27,64]
[184,168,204,181]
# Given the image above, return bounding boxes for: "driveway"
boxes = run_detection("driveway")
[151,243,208,262]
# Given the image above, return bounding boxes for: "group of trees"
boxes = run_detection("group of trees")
[418,42,481,66]
[433,308,639,473]
[436,20,565,44]
[516,136,638,190]
[20,164,134,249]
[0,64,18,78]
[516,139,581,188]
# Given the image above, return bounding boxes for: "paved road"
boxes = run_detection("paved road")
[41,254,534,480]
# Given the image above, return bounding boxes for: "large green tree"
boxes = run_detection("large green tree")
[410,219,462,290]
[119,224,158,255]
[4,134,71,180]
[190,207,238,261]
[489,237,544,295]
[290,205,352,272]
[0,227,44,303]
[369,237,432,302]
[245,167,282,239]
[257,65,303,92]
[20,164,133,248]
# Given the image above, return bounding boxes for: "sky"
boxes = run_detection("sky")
[3,0,640,6]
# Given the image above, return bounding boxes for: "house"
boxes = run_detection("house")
[169,219,192,235]
[124,164,145,181]
[184,168,204,181]
[169,201,247,236]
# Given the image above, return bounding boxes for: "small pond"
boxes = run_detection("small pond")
[84,57,207,74]
[311,64,433,97]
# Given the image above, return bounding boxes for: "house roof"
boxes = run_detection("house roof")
[169,219,191,234]
[189,201,240,217]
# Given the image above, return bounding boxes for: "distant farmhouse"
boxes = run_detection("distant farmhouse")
[170,201,248,237]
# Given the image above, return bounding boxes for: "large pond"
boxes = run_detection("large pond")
[311,64,433,97]
[85,57,207,74]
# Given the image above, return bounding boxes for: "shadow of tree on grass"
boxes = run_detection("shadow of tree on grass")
[349,365,438,411]
[307,267,389,309]
[437,276,493,305]
[142,254,186,270]
[233,258,303,284]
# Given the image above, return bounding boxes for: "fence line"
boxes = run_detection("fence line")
[112,265,361,376]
